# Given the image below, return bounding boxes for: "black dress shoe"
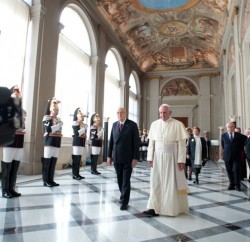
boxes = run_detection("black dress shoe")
[50,181,59,186]
[43,181,53,187]
[2,191,13,198]
[235,186,241,191]
[91,170,101,175]
[227,185,235,190]
[10,190,21,197]
[73,175,85,180]
[143,209,159,217]
[120,204,128,210]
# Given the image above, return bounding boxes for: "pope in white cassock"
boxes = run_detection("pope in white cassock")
[143,104,189,217]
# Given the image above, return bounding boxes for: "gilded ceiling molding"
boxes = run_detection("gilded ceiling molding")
[132,0,201,13]
[196,72,220,78]
[148,75,163,81]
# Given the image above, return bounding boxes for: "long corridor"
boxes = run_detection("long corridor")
[1,161,250,242]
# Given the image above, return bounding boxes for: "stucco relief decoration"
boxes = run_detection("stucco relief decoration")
[161,79,198,96]
[159,21,188,37]
[204,0,228,13]
[193,16,219,67]
[194,16,219,43]
[101,1,133,28]
[98,0,228,72]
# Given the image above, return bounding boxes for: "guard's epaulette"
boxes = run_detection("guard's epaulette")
[72,121,79,126]
[42,115,51,122]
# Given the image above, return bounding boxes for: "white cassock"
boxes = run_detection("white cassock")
[147,118,189,216]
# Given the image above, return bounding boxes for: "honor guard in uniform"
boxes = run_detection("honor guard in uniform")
[138,128,143,162]
[90,113,103,175]
[0,86,23,146]
[141,129,149,161]
[41,98,63,187]
[1,85,25,198]
[71,107,87,180]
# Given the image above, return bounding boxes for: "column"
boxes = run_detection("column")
[22,0,62,174]
[120,81,126,107]
[90,55,99,116]
[218,126,224,160]
[102,117,110,162]
[198,75,211,132]
[21,2,47,175]
[146,76,161,126]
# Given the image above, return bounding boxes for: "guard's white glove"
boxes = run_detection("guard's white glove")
[97,129,104,139]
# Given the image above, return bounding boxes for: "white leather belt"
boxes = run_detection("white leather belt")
[155,142,176,153]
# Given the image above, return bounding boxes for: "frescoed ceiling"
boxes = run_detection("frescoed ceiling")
[96,0,229,72]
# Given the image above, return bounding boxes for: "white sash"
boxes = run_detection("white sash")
[155,142,176,153]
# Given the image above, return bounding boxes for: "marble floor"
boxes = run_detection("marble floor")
[1,161,250,242]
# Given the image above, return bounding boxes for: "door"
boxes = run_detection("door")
[172,117,188,127]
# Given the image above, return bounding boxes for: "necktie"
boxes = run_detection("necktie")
[229,133,233,142]
[119,123,123,131]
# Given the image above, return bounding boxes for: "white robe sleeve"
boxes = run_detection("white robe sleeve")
[177,139,186,163]
[147,139,155,161]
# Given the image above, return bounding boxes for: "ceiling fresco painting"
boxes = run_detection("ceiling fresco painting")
[134,0,201,12]
[98,0,229,72]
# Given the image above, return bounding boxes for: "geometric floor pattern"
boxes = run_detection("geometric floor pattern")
[1,161,250,242]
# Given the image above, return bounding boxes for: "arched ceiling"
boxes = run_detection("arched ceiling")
[96,0,229,72]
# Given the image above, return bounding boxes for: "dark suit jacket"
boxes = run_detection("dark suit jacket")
[187,136,207,161]
[245,137,250,160]
[108,119,140,164]
[221,132,246,162]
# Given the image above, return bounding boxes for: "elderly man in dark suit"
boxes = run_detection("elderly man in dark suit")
[244,128,250,182]
[107,107,140,210]
[221,122,246,191]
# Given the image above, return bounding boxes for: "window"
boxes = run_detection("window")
[129,72,139,123]
[55,6,91,137]
[103,50,121,136]
[0,0,29,88]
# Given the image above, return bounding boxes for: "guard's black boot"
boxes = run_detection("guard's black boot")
[9,160,21,197]
[138,151,142,162]
[72,155,85,180]
[142,151,147,161]
[92,155,101,175]
[49,157,59,186]
[90,155,94,174]
[91,155,100,175]
[41,157,53,187]
[1,161,13,198]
